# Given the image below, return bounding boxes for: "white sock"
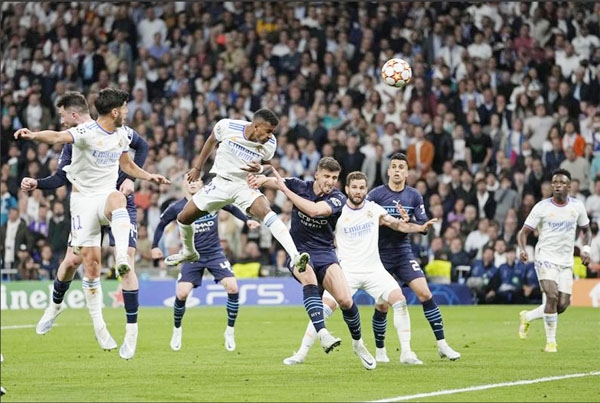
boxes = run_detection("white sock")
[177,220,197,256]
[525,304,546,322]
[297,304,334,356]
[543,313,558,343]
[263,211,298,258]
[82,277,104,328]
[111,208,130,262]
[392,300,412,352]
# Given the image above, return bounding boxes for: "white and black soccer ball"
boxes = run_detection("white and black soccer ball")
[380,58,413,88]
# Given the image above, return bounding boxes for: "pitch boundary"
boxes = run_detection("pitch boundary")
[368,371,600,402]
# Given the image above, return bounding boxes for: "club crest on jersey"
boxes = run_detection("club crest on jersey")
[367,211,373,218]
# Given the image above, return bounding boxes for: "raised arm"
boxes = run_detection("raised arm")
[187,132,218,182]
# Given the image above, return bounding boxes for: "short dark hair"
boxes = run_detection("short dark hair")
[253,108,279,128]
[346,171,367,185]
[552,168,571,181]
[95,88,129,115]
[389,152,408,164]
[56,92,89,114]
[317,157,341,172]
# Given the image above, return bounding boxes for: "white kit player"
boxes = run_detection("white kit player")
[517,168,591,353]
[283,171,438,366]
[164,108,310,273]
[14,88,170,359]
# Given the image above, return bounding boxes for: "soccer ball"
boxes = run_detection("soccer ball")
[381,58,412,88]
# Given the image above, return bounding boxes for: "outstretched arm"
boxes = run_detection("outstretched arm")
[380,214,438,233]
[119,152,170,184]
[271,168,332,217]
[14,128,73,145]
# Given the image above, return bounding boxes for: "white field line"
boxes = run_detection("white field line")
[368,371,600,402]
[1,324,40,330]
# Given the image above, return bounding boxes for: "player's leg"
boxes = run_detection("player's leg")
[408,276,461,360]
[104,190,131,275]
[372,302,389,362]
[211,261,239,352]
[323,265,375,370]
[167,186,221,265]
[519,293,546,339]
[171,277,194,352]
[36,245,80,335]
[284,293,338,365]
[540,278,559,352]
[247,195,309,272]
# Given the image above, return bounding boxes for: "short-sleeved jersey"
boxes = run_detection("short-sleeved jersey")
[335,200,387,274]
[64,121,130,196]
[211,119,276,182]
[285,177,346,251]
[524,197,589,266]
[367,184,428,255]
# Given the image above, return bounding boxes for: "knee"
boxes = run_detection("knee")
[176,290,189,301]
[557,302,570,314]
[544,291,559,306]
[223,279,238,294]
[417,289,433,302]
[337,297,353,310]
[109,192,127,208]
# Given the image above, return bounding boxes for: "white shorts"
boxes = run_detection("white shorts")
[192,176,264,215]
[323,264,400,305]
[535,260,574,295]
[70,192,111,247]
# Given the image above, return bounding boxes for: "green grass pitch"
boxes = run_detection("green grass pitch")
[1,305,598,402]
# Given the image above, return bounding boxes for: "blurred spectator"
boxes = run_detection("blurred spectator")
[36,243,57,280]
[487,246,525,304]
[466,245,497,303]
[1,207,32,269]
[0,181,17,226]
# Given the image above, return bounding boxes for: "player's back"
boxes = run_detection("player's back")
[63,122,130,196]
[211,119,276,182]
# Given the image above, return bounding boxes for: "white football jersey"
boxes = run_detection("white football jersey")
[335,200,388,273]
[211,119,276,182]
[64,121,130,196]
[524,197,589,266]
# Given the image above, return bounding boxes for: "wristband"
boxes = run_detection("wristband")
[258,165,264,174]
[582,245,591,255]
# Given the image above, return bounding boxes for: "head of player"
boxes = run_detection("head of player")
[56,92,92,128]
[183,176,203,198]
[387,152,409,190]
[550,168,571,204]
[247,108,279,144]
[314,157,341,196]
[345,171,368,208]
[95,88,129,128]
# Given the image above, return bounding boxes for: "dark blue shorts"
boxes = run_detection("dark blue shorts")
[286,248,339,285]
[105,194,137,248]
[380,249,425,285]
[179,253,234,288]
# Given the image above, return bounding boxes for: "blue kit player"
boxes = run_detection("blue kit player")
[367,153,461,362]
[249,157,375,370]
[152,177,260,352]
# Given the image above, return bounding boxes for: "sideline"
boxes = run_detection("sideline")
[368,371,600,402]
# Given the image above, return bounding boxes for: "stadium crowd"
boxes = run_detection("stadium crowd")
[1,2,600,304]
